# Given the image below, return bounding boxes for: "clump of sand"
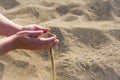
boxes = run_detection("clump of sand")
[0,0,120,80]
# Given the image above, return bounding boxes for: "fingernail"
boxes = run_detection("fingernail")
[55,39,59,43]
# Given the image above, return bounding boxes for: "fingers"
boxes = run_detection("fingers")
[47,33,56,38]
[21,30,44,38]
[31,39,59,50]
[31,33,57,44]
[23,24,49,33]
[39,37,56,44]
[40,39,59,50]
[30,36,56,45]
[16,28,59,50]
[33,25,49,33]
[29,36,59,50]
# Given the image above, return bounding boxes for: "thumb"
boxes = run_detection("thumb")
[27,30,44,38]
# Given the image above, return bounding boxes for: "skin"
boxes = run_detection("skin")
[0,14,59,54]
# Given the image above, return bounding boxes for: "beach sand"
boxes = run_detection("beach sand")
[0,0,120,80]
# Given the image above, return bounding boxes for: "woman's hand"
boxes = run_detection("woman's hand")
[11,30,59,50]
[22,24,49,33]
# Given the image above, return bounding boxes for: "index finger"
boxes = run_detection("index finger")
[34,25,49,33]
[30,36,56,45]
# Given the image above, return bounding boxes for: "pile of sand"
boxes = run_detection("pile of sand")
[0,0,120,80]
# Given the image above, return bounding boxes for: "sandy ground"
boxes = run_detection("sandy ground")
[0,0,120,80]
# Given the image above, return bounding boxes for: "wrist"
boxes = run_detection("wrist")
[0,36,16,54]
[2,24,23,36]
[12,24,22,33]
[9,35,17,50]
[5,35,16,51]
[8,35,19,50]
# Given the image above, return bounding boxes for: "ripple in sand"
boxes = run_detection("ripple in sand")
[0,0,19,9]
[13,60,29,68]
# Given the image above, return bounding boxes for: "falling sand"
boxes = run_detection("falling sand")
[49,48,56,80]
[0,0,120,80]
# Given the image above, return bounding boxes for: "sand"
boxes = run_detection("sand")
[0,0,120,80]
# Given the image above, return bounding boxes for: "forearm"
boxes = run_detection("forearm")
[0,36,15,54]
[0,14,22,36]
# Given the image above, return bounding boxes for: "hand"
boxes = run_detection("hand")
[11,30,59,50]
[22,24,49,33]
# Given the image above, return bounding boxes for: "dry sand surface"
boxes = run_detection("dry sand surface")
[0,0,120,80]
